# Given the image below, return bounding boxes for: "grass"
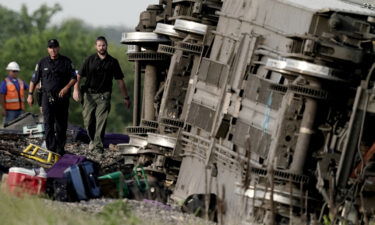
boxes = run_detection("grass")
[99,200,140,225]
[0,190,140,225]
[0,183,214,225]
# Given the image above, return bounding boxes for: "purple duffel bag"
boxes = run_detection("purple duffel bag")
[47,154,86,179]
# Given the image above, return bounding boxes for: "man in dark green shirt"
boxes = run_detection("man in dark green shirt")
[73,36,131,154]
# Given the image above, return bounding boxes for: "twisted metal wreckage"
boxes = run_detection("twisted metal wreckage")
[119,0,375,224]
[1,0,375,224]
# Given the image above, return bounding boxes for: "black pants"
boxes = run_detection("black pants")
[42,92,69,154]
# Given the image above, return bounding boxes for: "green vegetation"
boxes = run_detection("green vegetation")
[0,191,140,225]
[0,3,134,132]
[99,200,140,225]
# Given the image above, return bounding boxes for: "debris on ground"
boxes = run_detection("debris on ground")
[0,122,212,225]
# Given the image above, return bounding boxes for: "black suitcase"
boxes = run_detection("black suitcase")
[63,161,101,201]
[46,154,87,202]
[46,177,77,202]
[64,165,88,201]
[80,161,101,198]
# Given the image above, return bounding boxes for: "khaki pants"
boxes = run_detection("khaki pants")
[82,92,111,152]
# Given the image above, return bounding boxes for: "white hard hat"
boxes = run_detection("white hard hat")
[6,61,20,71]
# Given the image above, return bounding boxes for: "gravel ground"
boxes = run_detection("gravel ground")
[0,133,215,225]
[0,134,38,170]
[48,198,215,225]
[0,133,129,175]
[65,142,130,175]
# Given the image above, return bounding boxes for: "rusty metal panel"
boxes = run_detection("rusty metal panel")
[237,98,278,133]
[197,58,229,87]
[206,62,222,86]
[159,51,192,120]
[208,64,224,87]
[186,102,199,126]
[197,58,210,81]
[231,119,272,159]
[243,75,284,110]
[232,120,250,147]
[186,102,215,132]
[196,105,215,131]
[248,126,272,159]
[244,75,262,102]
[193,82,221,109]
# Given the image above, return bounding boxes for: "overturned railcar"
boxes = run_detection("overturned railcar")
[121,0,375,224]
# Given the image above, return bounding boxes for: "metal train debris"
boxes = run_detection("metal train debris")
[121,0,375,224]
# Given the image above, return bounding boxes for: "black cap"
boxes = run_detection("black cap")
[47,39,59,48]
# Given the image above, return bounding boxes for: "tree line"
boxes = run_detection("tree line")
[0,3,134,132]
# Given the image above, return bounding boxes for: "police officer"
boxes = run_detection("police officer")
[73,36,130,154]
[27,39,77,155]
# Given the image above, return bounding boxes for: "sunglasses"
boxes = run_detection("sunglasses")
[11,70,19,73]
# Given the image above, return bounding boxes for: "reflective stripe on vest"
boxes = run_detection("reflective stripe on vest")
[4,77,25,110]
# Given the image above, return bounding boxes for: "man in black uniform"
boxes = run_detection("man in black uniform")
[27,39,77,155]
[73,36,130,153]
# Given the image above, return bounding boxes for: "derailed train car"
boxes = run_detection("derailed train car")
[121,0,375,224]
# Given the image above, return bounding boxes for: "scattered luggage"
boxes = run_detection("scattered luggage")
[46,155,101,202]
[6,167,47,196]
[63,160,101,201]
[46,154,86,202]
[46,154,87,202]
[47,177,76,202]
[64,165,87,200]
[47,154,86,179]
[79,161,101,198]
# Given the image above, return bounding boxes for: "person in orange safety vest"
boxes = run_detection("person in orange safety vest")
[0,61,29,124]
